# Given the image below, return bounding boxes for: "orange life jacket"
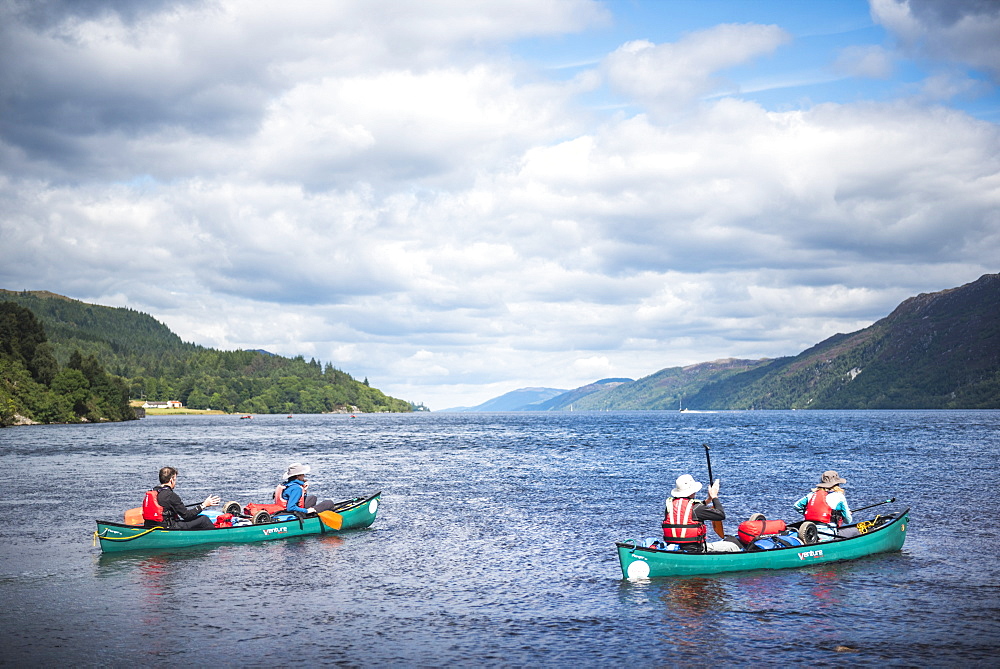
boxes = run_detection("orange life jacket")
[662,497,707,544]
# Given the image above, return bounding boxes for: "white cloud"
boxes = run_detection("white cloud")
[0,1,997,411]
[602,24,790,116]
[834,45,894,79]
[871,0,1000,81]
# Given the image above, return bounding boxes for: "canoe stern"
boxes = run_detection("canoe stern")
[337,492,381,531]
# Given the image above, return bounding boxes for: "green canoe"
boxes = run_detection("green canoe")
[617,508,909,578]
[95,492,380,553]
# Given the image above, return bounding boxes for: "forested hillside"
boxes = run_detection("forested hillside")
[0,289,203,376]
[1,302,133,426]
[0,290,413,420]
[687,273,1000,409]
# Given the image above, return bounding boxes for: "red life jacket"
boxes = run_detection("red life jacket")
[804,489,833,523]
[662,497,707,544]
[142,488,164,522]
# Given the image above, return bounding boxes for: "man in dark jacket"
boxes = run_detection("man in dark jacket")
[145,466,219,529]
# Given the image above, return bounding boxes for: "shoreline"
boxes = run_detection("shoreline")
[142,408,227,416]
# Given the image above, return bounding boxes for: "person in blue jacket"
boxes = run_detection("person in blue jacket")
[279,463,337,515]
[794,470,856,541]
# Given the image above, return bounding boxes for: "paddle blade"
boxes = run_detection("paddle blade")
[712,520,725,539]
[318,511,343,530]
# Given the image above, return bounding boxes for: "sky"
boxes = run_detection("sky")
[1,0,998,410]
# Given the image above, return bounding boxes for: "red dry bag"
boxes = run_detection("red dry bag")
[738,519,787,545]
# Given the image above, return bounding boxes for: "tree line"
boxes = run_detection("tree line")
[127,348,413,414]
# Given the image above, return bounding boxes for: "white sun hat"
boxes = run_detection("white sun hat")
[284,462,311,478]
[671,474,703,498]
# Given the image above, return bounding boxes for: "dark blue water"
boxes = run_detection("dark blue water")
[1,411,998,666]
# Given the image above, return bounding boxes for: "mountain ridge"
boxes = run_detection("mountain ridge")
[462,274,1000,411]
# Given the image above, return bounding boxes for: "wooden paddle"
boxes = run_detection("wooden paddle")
[318,510,344,530]
[703,443,725,539]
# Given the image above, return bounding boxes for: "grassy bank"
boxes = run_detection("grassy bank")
[130,402,226,416]
[144,408,228,415]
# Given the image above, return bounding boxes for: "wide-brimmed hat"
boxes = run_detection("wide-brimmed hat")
[817,470,846,489]
[671,474,703,498]
[284,462,311,478]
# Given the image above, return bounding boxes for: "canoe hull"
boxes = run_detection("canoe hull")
[617,508,909,578]
[96,492,380,553]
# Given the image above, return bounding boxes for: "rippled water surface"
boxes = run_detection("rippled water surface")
[1,411,998,666]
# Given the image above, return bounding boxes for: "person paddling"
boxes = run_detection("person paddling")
[662,474,725,552]
[278,463,339,515]
[793,470,856,541]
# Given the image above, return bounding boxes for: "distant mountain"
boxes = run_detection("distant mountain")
[444,387,567,412]
[574,360,771,410]
[461,361,768,413]
[1,300,135,426]
[459,273,1000,411]
[530,378,634,410]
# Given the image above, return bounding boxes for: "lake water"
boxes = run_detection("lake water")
[1,410,998,666]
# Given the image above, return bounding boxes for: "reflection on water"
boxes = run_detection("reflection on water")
[136,554,170,659]
[806,569,842,605]
[654,577,729,651]
[659,577,729,616]
[137,553,171,596]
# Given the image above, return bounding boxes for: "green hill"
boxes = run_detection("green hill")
[0,290,414,419]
